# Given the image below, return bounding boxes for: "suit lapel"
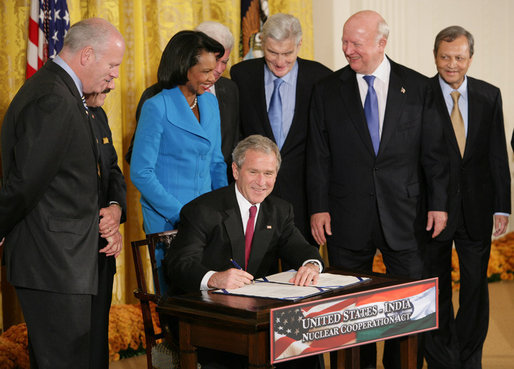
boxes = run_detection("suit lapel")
[214,78,228,119]
[164,88,210,141]
[47,62,99,163]
[254,61,276,141]
[339,68,375,157]
[379,60,407,155]
[464,77,480,161]
[222,189,246,268]
[431,76,461,157]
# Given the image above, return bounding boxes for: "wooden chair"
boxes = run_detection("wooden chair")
[131,230,178,369]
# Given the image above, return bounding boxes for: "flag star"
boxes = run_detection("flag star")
[63,11,70,25]
[276,317,280,323]
[50,49,57,59]
[54,9,61,22]
[39,9,45,23]
[283,319,288,324]
[278,326,283,331]
[52,30,59,42]
[286,329,291,334]
[295,329,299,334]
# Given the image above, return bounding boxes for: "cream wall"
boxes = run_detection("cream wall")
[313,0,514,233]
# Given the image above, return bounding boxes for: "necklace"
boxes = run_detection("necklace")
[189,96,198,110]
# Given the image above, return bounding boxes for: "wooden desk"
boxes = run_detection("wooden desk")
[158,270,421,369]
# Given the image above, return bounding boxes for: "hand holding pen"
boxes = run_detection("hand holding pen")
[206,259,254,290]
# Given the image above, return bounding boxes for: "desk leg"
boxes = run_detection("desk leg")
[331,347,360,369]
[248,331,271,369]
[400,334,417,369]
[179,321,198,369]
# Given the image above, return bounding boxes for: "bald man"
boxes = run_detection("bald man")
[307,10,448,368]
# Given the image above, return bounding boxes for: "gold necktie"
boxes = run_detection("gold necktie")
[450,90,466,157]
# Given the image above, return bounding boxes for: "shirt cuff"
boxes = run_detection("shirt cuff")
[200,270,216,290]
[494,212,510,217]
[302,259,323,273]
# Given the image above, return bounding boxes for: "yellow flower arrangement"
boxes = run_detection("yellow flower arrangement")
[0,303,156,367]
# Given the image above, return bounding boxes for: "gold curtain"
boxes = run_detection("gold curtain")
[0,0,313,331]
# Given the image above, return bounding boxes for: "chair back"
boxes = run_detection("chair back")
[131,230,178,369]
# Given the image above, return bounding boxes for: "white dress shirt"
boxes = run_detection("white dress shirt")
[356,57,391,138]
[200,185,321,290]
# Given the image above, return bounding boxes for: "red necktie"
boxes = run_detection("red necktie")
[245,205,257,270]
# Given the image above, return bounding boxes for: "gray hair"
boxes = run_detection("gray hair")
[63,18,121,57]
[261,13,302,45]
[377,18,390,42]
[434,25,474,57]
[195,21,234,51]
[232,135,282,171]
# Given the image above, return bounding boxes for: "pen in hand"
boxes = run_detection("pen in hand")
[230,258,242,270]
[230,259,254,284]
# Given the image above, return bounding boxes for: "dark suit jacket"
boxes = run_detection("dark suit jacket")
[307,58,448,251]
[164,184,323,293]
[230,58,332,239]
[430,76,510,241]
[90,106,127,271]
[125,77,240,180]
[0,61,100,294]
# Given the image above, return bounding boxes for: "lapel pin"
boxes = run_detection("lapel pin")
[103,137,109,144]
[401,87,406,94]
[266,225,272,229]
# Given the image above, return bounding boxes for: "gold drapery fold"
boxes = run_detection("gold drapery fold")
[0,0,313,331]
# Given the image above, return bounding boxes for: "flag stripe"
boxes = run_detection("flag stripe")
[26,0,70,79]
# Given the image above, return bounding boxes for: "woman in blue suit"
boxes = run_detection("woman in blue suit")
[131,31,228,292]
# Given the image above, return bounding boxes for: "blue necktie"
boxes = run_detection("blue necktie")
[363,75,379,155]
[268,78,285,149]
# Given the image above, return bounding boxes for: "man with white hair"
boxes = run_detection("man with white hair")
[231,13,331,244]
[307,10,448,368]
[0,18,125,369]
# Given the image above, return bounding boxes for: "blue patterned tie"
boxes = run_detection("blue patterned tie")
[363,75,379,155]
[268,78,285,149]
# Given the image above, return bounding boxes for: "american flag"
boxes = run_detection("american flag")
[273,298,356,361]
[26,0,70,79]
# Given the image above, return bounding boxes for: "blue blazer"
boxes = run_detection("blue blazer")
[130,86,227,233]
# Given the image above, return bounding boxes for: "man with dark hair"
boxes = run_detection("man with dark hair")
[0,18,125,369]
[165,135,323,369]
[126,22,240,182]
[423,25,510,369]
[231,13,331,242]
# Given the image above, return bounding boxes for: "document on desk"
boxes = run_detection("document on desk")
[213,271,369,301]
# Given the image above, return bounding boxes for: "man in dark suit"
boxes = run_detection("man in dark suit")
[126,21,240,182]
[230,13,331,241]
[422,26,510,369]
[165,135,323,369]
[0,18,125,369]
[307,10,448,369]
[85,82,127,369]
